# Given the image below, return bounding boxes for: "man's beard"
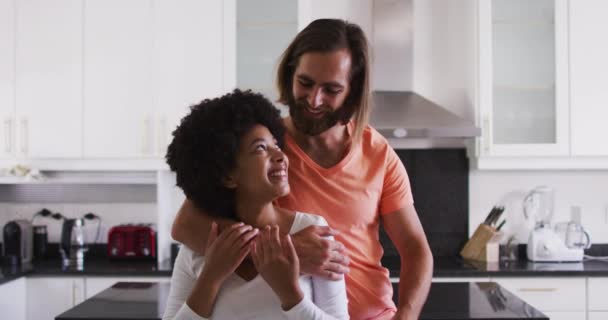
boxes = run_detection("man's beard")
[288,98,352,136]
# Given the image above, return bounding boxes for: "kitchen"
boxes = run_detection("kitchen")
[1,0,608,319]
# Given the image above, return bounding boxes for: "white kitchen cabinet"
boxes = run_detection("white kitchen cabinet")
[152,0,232,158]
[83,0,154,159]
[569,0,608,156]
[26,277,85,320]
[477,0,570,158]
[544,312,586,320]
[85,276,169,298]
[431,277,490,283]
[0,278,26,320]
[83,0,234,160]
[490,277,586,313]
[15,0,83,159]
[589,312,608,320]
[587,277,608,313]
[0,0,16,159]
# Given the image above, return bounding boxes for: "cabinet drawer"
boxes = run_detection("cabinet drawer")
[588,278,608,311]
[491,277,586,312]
[544,311,586,320]
[589,312,608,320]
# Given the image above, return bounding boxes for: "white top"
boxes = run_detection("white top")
[163,212,349,320]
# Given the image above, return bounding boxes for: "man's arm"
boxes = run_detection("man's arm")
[382,203,433,320]
[171,200,350,279]
[171,199,231,255]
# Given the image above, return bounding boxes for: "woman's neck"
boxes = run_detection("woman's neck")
[235,197,291,231]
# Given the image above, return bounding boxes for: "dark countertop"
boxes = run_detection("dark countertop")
[0,258,173,286]
[383,256,608,278]
[56,281,548,320]
[3,255,608,286]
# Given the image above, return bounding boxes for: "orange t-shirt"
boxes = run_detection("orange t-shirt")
[276,124,414,320]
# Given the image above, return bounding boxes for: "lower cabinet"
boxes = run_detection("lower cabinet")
[84,276,170,298]
[490,277,586,316]
[431,277,490,283]
[24,276,170,320]
[588,277,608,319]
[589,312,608,320]
[544,312,587,320]
[26,277,85,320]
[0,278,26,319]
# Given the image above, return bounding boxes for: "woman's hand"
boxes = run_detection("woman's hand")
[187,222,257,318]
[252,225,303,310]
[200,222,259,286]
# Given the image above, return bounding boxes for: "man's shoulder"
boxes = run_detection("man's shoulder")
[359,124,392,154]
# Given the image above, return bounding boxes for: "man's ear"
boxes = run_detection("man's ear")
[222,173,238,189]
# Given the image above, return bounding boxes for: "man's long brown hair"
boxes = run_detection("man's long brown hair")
[276,19,371,144]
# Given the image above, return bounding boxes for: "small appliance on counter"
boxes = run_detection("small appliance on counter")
[61,218,88,268]
[2,219,33,265]
[33,225,48,260]
[525,186,591,262]
[107,224,156,260]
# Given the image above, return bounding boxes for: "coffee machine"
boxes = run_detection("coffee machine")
[3,220,33,265]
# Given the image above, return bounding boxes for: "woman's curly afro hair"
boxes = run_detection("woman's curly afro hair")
[166,89,286,219]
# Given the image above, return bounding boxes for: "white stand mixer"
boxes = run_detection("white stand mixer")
[525,186,591,262]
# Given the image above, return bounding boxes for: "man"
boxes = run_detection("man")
[171,19,433,320]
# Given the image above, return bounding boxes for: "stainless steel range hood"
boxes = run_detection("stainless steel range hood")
[370,91,481,139]
[368,0,480,140]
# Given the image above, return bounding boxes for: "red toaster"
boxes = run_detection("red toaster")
[107,224,156,259]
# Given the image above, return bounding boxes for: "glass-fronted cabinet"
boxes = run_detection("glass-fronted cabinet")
[478,0,569,157]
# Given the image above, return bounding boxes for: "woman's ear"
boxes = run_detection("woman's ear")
[222,173,238,189]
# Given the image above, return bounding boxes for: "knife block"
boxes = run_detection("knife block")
[460,224,502,262]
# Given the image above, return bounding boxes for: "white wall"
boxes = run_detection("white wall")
[469,170,608,244]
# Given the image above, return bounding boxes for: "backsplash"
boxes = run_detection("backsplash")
[469,169,608,244]
[0,202,157,244]
[380,149,469,258]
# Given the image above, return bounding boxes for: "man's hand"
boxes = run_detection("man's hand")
[291,225,350,280]
[392,309,417,320]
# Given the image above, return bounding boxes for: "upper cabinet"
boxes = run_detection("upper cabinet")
[83,0,154,159]
[0,0,235,169]
[16,0,83,159]
[569,0,608,157]
[153,0,233,159]
[474,0,608,169]
[0,0,16,159]
[477,0,569,158]
[0,0,82,160]
[84,0,233,159]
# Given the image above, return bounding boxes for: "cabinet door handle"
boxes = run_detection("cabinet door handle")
[518,288,558,292]
[20,118,28,155]
[4,118,12,154]
[157,116,167,156]
[142,116,152,155]
[483,116,491,154]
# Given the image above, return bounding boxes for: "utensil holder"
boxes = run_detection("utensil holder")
[460,224,502,262]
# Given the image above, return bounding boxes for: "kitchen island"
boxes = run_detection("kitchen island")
[56,281,548,320]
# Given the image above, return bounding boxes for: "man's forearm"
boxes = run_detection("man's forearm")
[397,245,433,319]
[171,199,232,255]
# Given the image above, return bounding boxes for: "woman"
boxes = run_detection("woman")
[163,89,348,319]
